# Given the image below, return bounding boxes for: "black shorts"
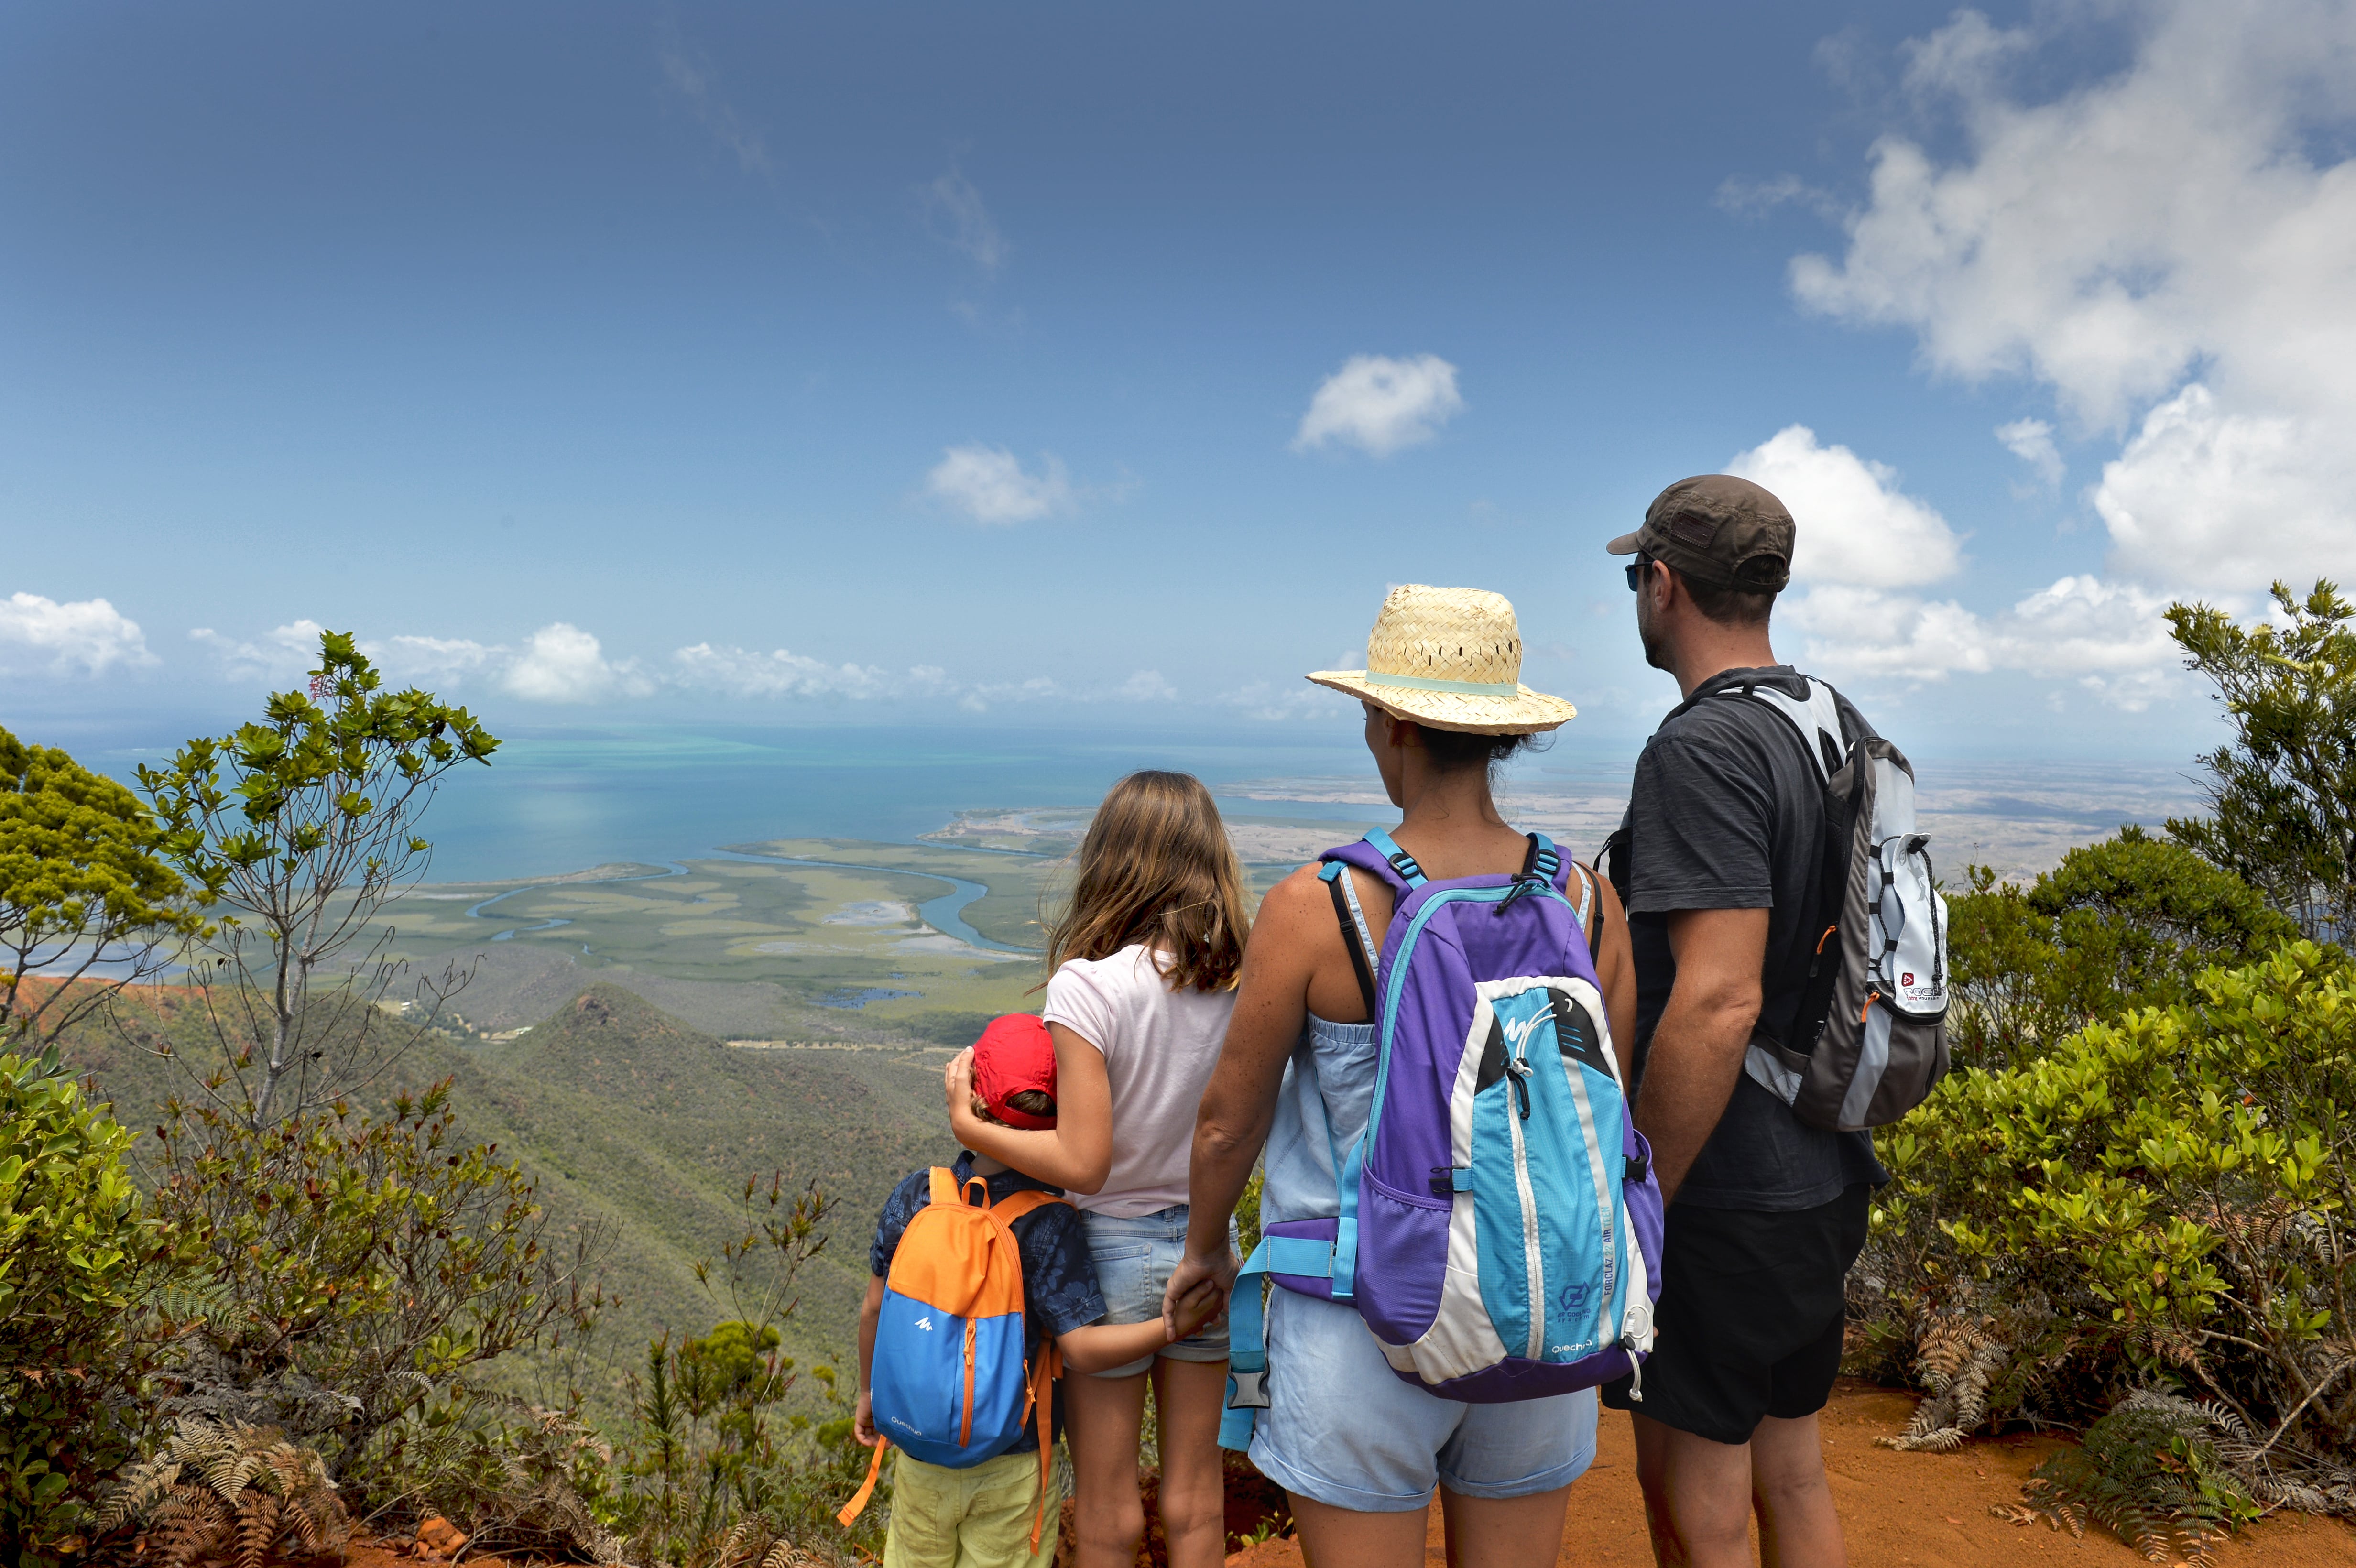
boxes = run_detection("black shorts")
[1602,1183,1870,1445]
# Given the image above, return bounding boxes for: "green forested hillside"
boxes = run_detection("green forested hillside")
[59,981,959,1425]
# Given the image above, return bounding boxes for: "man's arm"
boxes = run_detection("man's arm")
[1633,906,1767,1205]
[852,1274,884,1447]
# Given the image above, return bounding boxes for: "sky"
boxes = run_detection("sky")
[5,0,2355,762]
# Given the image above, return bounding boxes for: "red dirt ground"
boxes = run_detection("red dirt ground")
[1222,1380,2356,1568]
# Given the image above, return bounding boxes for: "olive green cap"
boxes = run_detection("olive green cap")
[1606,474,1794,592]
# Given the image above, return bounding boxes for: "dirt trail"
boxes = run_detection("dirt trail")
[1225,1380,2356,1567]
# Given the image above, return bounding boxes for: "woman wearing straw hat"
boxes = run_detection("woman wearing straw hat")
[1165,585,1637,1568]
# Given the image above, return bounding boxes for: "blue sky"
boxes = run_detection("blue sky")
[7,1,2353,761]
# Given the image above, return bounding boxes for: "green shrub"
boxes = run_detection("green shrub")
[0,1049,187,1561]
[147,1079,602,1474]
[1868,942,2356,1506]
[1944,829,2296,1067]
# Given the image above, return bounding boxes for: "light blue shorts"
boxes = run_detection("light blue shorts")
[1081,1206,1232,1379]
[1249,1288,1598,1512]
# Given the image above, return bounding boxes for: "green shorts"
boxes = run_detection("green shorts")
[884,1446,1066,1568]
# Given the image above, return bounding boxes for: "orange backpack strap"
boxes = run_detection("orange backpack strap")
[985,1187,1069,1553]
[1026,1339,1062,1552]
[836,1435,889,1527]
[987,1188,1066,1224]
[927,1166,960,1209]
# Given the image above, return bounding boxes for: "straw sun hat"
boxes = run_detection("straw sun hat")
[1307,584,1575,736]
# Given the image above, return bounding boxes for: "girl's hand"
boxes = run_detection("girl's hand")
[1162,1248,1238,1337]
[943,1048,979,1134]
[853,1389,878,1447]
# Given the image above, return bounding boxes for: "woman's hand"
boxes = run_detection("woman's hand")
[1164,1275,1229,1342]
[1162,1248,1238,1337]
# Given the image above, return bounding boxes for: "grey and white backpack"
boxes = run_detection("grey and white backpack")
[1732,676,1950,1131]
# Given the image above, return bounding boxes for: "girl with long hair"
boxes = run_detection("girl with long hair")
[946,770,1251,1568]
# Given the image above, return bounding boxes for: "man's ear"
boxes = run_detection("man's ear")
[1386,714,1418,751]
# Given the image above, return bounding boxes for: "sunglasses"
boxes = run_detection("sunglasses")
[1624,554,1652,592]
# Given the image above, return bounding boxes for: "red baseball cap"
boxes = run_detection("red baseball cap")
[971,1014,1058,1130]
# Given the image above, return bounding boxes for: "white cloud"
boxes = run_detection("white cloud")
[671,643,901,699]
[1725,425,1962,588]
[502,623,648,703]
[0,593,153,675]
[1789,0,2356,595]
[926,444,1073,523]
[1292,354,1464,458]
[369,634,504,686]
[1785,574,2182,709]
[1116,670,1177,703]
[658,27,770,175]
[1995,417,2063,488]
[190,619,326,685]
[922,169,1008,273]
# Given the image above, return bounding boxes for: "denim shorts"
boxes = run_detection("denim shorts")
[1081,1205,1232,1379]
[1249,1289,1598,1512]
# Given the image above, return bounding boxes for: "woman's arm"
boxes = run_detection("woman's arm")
[944,1026,1114,1194]
[1162,865,1328,1319]
[852,1274,884,1447]
[1586,864,1639,1085]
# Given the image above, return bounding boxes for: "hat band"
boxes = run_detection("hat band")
[1363,671,1521,697]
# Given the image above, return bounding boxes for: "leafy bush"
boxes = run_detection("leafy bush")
[0,1048,188,1561]
[94,1418,346,1568]
[147,1078,602,1473]
[1944,829,2295,1067]
[1865,942,2356,1509]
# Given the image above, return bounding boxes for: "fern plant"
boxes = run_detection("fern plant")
[93,1418,346,1568]
[1993,1394,2260,1566]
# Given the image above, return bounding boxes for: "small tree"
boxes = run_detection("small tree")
[0,727,207,1046]
[2167,580,2356,941]
[138,630,497,1125]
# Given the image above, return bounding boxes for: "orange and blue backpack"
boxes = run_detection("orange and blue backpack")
[839,1168,1065,1546]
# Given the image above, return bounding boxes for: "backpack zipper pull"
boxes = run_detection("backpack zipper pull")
[1506,1056,1533,1121]
[1622,1335,1644,1402]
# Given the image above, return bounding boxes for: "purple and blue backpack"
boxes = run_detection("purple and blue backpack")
[1221,830,1664,1448]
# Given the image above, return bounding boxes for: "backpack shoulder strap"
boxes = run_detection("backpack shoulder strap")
[1318,861,1382,1022]
[927,1167,960,1209]
[1727,675,1848,781]
[1329,824,1432,885]
[987,1188,1066,1225]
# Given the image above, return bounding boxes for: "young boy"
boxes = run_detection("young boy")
[853,1014,1221,1568]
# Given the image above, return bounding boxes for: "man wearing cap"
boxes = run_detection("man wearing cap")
[1600,477,1887,1568]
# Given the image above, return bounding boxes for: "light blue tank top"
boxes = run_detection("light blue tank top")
[1260,1012,1377,1227]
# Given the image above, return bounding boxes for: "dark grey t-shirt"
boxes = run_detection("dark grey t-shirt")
[1618,665,1888,1211]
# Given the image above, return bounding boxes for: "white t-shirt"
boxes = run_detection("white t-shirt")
[1041,943,1237,1218]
